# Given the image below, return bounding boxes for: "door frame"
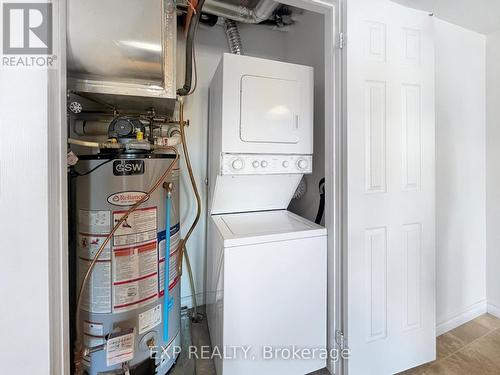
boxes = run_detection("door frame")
[46,0,344,374]
[280,0,344,373]
[48,0,70,374]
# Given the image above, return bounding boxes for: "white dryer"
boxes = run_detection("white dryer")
[206,210,327,375]
[208,53,314,215]
[206,54,327,375]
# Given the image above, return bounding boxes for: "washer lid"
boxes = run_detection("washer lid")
[213,210,326,247]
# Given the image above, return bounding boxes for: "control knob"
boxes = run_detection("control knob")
[231,158,244,170]
[297,159,309,170]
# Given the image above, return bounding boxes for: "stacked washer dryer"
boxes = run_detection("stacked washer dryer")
[206,53,327,375]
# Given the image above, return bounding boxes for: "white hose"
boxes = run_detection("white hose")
[72,139,97,148]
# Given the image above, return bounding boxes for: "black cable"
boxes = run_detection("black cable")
[73,159,113,177]
[199,12,218,27]
[71,153,123,178]
[177,0,206,96]
[315,178,325,225]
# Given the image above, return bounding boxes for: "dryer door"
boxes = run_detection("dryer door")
[240,75,301,144]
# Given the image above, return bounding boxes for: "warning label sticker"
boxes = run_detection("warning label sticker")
[138,304,162,334]
[112,240,159,313]
[113,207,157,246]
[106,328,135,366]
[78,209,112,314]
[79,210,111,235]
[78,233,111,261]
[79,259,112,314]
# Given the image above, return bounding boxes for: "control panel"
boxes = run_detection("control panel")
[220,153,313,175]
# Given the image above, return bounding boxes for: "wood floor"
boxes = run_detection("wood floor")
[399,314,500,375]
[174,309,500,375]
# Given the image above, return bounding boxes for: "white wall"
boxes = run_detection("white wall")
[0,66,51,373]
[486,30,500,317]
[287,11,326,223]
[2,3,69,373]
[435,19,487,332]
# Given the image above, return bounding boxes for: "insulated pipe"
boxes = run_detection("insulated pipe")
[178,0,207,96]
[73,120,110,136]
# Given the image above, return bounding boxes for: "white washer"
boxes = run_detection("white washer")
[206,210,327,375]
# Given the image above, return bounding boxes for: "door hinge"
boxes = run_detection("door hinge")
[336,330,347,350]
[339,32,345,49]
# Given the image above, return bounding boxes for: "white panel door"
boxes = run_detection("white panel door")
[346,0,435,374]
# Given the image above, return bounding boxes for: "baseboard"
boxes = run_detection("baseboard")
[436,300,487,336]
[487,302,500,319]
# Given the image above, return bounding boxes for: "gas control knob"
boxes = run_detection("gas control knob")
[282,161,290,168]
[261,160,268,168]
[231,158,244,170]
[297,159,309,170]
[252,160,260,168]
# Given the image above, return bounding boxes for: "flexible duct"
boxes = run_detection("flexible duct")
[224,19,243,55]
[202,0,278,24]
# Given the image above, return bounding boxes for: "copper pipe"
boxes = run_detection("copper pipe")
[176,99,202,278]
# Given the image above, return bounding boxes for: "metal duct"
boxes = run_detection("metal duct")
[67,0,177,114]
[201,0,279,23]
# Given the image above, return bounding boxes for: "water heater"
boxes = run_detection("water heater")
[74,153,181,374]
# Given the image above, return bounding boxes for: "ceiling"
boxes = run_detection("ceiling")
[391,0,500,35]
